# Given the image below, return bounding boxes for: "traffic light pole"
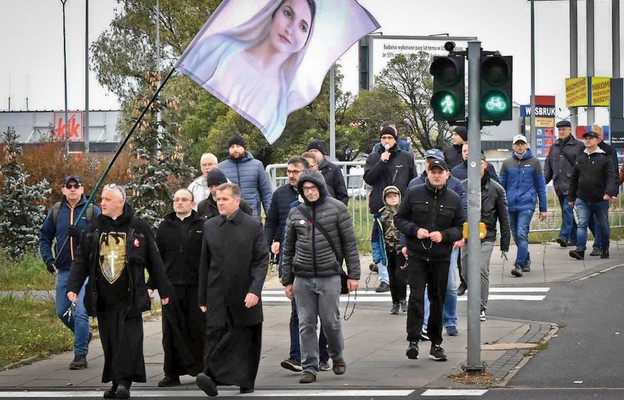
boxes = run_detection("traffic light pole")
[464,40,485,373]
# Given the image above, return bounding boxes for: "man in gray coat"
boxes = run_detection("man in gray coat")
[282,169,360,384]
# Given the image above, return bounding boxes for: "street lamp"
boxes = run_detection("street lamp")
[61,0,69,160]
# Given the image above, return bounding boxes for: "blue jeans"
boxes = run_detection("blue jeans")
[377,262,390,285]
[508,209,534,267]
[56,269,89,356]
[575,198,610,252]
[588,213,602,251]
[423,248,458,329]
[558,195,577,244]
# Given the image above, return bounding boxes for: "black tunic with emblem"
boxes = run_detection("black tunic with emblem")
[198,209,269,389]
[68,204,172,384]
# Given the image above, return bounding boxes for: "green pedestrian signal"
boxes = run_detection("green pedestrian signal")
[480,55,513,123]
[430,55,465,122]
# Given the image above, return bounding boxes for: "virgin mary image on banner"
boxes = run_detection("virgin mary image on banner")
[176,0,380,144]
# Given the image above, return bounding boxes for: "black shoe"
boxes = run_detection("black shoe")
[240,387,254,393]
[332,358,346,375]
[369,262,378,272]
[69,355,87,370]
[600,248,610,259]
[590,249,601,256]
[375,282,390,293]
[280,358,303,372]
[115,381,130,400]
[569,249,585,260]
[429,345,448,361]
[158,375,180,387]
[400,299,408,313]
[88,331,93,343]
[457,282,467,296]
[196,373,218,397]
[390,303,400,314]
[299,371,316,384]
[406,341,419,359]
[511,265,523,277]
[420,328,430,341]
[103,385,116,399]
[556,237,568,247]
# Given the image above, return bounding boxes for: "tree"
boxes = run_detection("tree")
[374,52,451,155]
[125,72,196,228]
[0,127,50,260]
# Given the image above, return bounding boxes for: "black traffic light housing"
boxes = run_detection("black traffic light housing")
[480,55,513,124]
[430,54,465,122]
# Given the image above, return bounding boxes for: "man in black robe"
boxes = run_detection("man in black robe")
[154,188,206,387]
[196,183,268,396]
[67,183,172,399]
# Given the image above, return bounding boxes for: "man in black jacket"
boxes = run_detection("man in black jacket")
[395,159,463,362]
[154,189,205,387]
[568,131,619,260]
[196,183,268,396]
[544,120,584,247]
[67,183,172,400]
[197,168,252,219]
[443,126,466,170]
[306,140,349,205]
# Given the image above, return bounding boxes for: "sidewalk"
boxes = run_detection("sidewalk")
[0,240,622,391]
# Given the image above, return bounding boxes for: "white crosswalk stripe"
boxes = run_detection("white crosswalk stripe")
[260,287,549,304]
[421,389,488,396]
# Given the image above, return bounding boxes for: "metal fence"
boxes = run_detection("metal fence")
[266,158,624,235]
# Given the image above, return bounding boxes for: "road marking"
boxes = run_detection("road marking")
[0,389,415,398]
[421,389,488,396]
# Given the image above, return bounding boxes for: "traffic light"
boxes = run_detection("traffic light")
[430,55,465,122]
[480,55,513,123]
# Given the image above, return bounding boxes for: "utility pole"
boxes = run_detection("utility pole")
[61,0,70,160]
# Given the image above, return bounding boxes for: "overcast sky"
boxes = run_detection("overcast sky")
[0,0,620,124]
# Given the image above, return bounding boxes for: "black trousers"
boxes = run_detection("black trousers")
[406,257,450,346]
[97,308,146,383]
[386,250,408,303]
[162,284,205,377]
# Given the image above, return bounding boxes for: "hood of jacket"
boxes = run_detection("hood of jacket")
[100,203,134,230]
[297,169,328,206]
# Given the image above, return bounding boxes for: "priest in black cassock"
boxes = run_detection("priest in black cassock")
[67,184,173,399]
[196,182,268,396]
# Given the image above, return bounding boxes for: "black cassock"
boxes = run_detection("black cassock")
[198,210,268,389]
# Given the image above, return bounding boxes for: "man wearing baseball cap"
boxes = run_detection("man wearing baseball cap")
[39,175,101,370]
[499,135,548,278]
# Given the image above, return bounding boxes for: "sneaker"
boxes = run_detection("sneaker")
[600,248,610,259]
[555,237,568,247]
[445,326,458,336]
[196,373,218,397]
[400,299,408,313]
[299,371,316,384]
[406,341,419,359]
[332,357,346,375]
[369,262,378,272]
[429,345,448,361]
[319,361,331,371]
[280,358,303,372]
[457,282,467,296]
[158,375,180,387]
[390,303,400,314]
[69,354,87,370]
[511,265,523,277]
[480,310,487,322]
[522,259,532,272]
[569,249,585,260]
[420,328,430,341]
[375,282,390,293]
[589,249,601,256]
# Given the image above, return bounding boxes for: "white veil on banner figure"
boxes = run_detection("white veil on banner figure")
[176,0,380,144]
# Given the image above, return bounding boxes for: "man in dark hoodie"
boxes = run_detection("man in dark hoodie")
[443,126,466,170]
[282,169,361,384]
[67,184,172,399]
[154,188,206,387]
[306,140,349,205]
[197,168,252,219]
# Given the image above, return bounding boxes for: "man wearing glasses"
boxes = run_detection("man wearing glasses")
[39,175,101,370]
[154,189,206,387]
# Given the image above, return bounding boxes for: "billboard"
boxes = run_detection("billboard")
[359,35,476,90]
[53,111,83,142]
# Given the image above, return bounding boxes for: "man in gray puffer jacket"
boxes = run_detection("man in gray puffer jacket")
[281,169,360,384]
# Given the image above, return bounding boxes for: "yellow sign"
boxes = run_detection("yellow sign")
[463,222,487,240]
[591,77,610,106]
[536,117,555,128]
[566,77,589,107]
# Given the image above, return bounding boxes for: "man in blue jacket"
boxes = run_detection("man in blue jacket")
[499,135,548,277]
[219,135,272,219]
[39,175,101,370]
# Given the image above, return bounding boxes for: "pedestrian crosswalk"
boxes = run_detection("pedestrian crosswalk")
[260,287,549,304]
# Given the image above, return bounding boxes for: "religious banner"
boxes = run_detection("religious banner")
[176,0,380,144]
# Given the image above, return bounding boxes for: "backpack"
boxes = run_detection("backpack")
[52,201,94,225]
